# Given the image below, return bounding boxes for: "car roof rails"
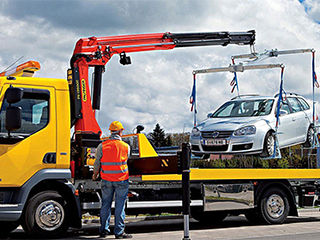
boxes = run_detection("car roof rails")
[273,92,298,98]
[231,94,260,100]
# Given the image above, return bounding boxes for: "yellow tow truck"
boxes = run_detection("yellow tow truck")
[1,31,320,237]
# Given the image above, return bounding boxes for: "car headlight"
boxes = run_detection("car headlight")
[233,126,256,136]
[191,127,201,137]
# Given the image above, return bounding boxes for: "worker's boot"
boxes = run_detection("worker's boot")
[115,233,133,239]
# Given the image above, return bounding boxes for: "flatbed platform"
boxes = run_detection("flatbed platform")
[142,168,320,181]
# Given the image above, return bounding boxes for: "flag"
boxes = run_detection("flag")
[312,51,319,88]
[190,74,196,113]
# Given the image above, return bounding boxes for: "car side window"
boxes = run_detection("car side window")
[287,97,303,113]
[0,89,49,136]
[279,99,291,114]
[297,98,310,110]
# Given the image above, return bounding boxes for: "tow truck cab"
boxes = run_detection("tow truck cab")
[0,76,81,234]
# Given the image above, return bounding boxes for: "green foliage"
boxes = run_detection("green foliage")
[149,123,166,147]
[165,135,173,146]
[191,145,317,169]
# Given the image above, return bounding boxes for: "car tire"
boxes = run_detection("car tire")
[258,187,289,224]
[261,131,275,157]
[303,126,314,148]
[22,191,69,236]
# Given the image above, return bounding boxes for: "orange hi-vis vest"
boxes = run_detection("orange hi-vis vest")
[100,139,129,182]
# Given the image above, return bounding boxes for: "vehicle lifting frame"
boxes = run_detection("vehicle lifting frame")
[232,48,320,149]
[68,31,256,177]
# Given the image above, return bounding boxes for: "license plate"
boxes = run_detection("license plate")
[203,139,227,146]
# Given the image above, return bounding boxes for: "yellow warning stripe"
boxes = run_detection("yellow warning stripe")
[141,168,320,181]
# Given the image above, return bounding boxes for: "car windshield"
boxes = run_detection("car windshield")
[211,99,274,118]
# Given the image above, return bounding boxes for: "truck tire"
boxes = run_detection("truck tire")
[258,187,289,224]
[22,191,69,236]
[192,210,227,224]
[0,221,19,237]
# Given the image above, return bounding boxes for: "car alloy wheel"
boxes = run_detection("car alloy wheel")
[266,134,275,156]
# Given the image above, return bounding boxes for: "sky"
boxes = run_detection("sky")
[0,0,320,135]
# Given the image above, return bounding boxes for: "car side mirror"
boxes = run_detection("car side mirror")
[6,87,23,104]
[207,113,213,118]
[5,106,21,131]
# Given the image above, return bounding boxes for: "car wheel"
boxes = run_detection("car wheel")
[261,132,275,157]
[22,191,69,236]
[303,126,314,148]
[258,187,289,224]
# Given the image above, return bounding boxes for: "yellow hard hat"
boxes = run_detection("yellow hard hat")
[109,121,124,131]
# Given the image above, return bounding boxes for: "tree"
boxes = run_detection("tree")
[149,123,167,147]
[165,135,173,146]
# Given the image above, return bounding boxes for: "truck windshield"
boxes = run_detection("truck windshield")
[211,99,274,118]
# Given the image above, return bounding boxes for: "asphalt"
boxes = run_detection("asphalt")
[6,209,320,240]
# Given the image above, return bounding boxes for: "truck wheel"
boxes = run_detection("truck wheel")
[258,187,289,224]
[22,191,69,236]
[0,221,19,237]
[192,210,227,224]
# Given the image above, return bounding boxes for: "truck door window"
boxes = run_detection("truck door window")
[0,89,49,139]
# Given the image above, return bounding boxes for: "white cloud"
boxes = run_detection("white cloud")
[1,0,320,135]
[302,0,320,22]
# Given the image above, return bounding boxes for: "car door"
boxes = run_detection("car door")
[277,99,294,147]
[287,97,309,143]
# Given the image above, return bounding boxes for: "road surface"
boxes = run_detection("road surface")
[6,209,320,239]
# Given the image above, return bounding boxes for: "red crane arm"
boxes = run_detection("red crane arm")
[69,31,255,137]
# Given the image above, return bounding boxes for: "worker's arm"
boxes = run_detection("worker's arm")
[92,143,103,180]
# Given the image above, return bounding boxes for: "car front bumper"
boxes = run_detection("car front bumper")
[190,133,264,155]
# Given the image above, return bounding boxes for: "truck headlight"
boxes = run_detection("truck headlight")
[233,126,256,136]
[191,127,201,137]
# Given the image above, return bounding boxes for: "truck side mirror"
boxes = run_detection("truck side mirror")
[5,106,22,131]
[6,87,23,104]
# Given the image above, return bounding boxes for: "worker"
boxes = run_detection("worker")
[92,121,132,239]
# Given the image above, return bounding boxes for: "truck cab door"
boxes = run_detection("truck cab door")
[0,85,57,187]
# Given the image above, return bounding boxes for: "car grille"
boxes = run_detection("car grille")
[201,145,228,151]
[191,145,200,151]
[201,131,233,139]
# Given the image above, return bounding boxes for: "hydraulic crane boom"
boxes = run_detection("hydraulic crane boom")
[69,31,255,138]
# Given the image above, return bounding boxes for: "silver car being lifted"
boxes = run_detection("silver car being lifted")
[190,94,314,157]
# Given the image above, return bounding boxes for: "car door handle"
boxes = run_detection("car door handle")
[292,118,296,121]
